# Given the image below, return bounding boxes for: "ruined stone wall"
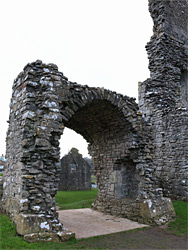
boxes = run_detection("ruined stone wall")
[2,59,175,242]
[139,0,188,201]
[59,148,91,191]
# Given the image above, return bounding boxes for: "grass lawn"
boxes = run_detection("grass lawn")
[55,188,98,210]
[167,200,188,236]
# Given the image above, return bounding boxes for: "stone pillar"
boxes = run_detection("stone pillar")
[2,60,74,242]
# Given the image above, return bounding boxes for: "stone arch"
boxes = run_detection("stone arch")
[59,89,143,212]
[2,60,175,242]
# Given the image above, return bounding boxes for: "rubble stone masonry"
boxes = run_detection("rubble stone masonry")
[139,0,188,201]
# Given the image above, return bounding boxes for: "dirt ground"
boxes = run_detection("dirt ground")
[77,227,187,249]
[58,208,187,249]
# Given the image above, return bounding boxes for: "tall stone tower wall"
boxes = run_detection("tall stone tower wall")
[139,0,188,201]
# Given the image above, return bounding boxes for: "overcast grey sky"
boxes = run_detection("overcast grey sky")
[0,0,153,157]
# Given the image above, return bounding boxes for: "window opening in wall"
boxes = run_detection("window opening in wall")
[70,163,77,173]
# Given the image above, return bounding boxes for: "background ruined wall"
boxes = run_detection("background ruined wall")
[59,148,91,191]
[139,0,188,201]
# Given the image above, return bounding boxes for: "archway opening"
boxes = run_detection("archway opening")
[59,98,139,212]
[57,128,97,209]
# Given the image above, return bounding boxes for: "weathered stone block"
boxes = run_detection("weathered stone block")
[24,231,75,243]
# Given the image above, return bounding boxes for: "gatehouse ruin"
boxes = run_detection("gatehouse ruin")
[1,0,187,243]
